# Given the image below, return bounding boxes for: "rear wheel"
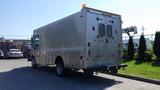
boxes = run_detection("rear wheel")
[110,68,118,74]
[83,69,94,75]
[56,61,64,77]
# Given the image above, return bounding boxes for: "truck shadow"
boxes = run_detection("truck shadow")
[0,66,122,90]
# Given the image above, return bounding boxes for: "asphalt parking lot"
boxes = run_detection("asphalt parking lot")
[0,59,159,90]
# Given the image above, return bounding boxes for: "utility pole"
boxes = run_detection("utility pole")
[142,26,145,35]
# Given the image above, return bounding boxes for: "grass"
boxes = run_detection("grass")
[119,60,160,80]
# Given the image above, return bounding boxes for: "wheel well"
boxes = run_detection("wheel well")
[55,56,63,64]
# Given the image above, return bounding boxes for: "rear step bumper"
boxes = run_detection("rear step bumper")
[85,64,127,71]
[102,64,127,71]
[111,64,127,69]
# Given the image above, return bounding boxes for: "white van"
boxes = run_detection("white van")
[29,7,127,76]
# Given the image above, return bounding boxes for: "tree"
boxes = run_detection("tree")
[138,34,146,61]
[153,31,160,60]
[128,36,134,59]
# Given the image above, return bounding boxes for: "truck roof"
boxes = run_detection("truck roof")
[82,7,121,17]
[34,7,121,33]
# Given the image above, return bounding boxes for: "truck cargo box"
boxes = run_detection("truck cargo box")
[30,7,125,76]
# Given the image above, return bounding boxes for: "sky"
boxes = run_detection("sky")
[0,0,160,39]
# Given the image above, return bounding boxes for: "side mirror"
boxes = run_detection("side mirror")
[35,44,39,47]
[33,44,39,50]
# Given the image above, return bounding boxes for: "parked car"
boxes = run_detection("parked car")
[0,50,4,59]
[7,49,23,58]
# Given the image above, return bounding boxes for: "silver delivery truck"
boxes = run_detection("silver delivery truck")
[29,7,127,76]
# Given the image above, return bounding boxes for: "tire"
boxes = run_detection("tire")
[56,61,64,77]
[110,69,118,74]
[83,69,94,75]
[31,57,37,68]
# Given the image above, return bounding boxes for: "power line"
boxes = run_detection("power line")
[0,34,31,36]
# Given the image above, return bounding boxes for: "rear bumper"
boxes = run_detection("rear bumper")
[0,56,4,58]
[84,64,127,71]
[107,64,127,70]
[8,55,23,58]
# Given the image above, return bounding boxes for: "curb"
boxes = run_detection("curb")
[105,73,160,85]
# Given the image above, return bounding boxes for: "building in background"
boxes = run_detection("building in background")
[0,37,5,42]
[123,38,152,51]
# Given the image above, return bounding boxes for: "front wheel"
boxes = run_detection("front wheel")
[56,61,64,77]
[31,57,37,68]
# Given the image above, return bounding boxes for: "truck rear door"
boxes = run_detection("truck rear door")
[87,12,107,67]
[105,15,122,65]
[87,11,121,67]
